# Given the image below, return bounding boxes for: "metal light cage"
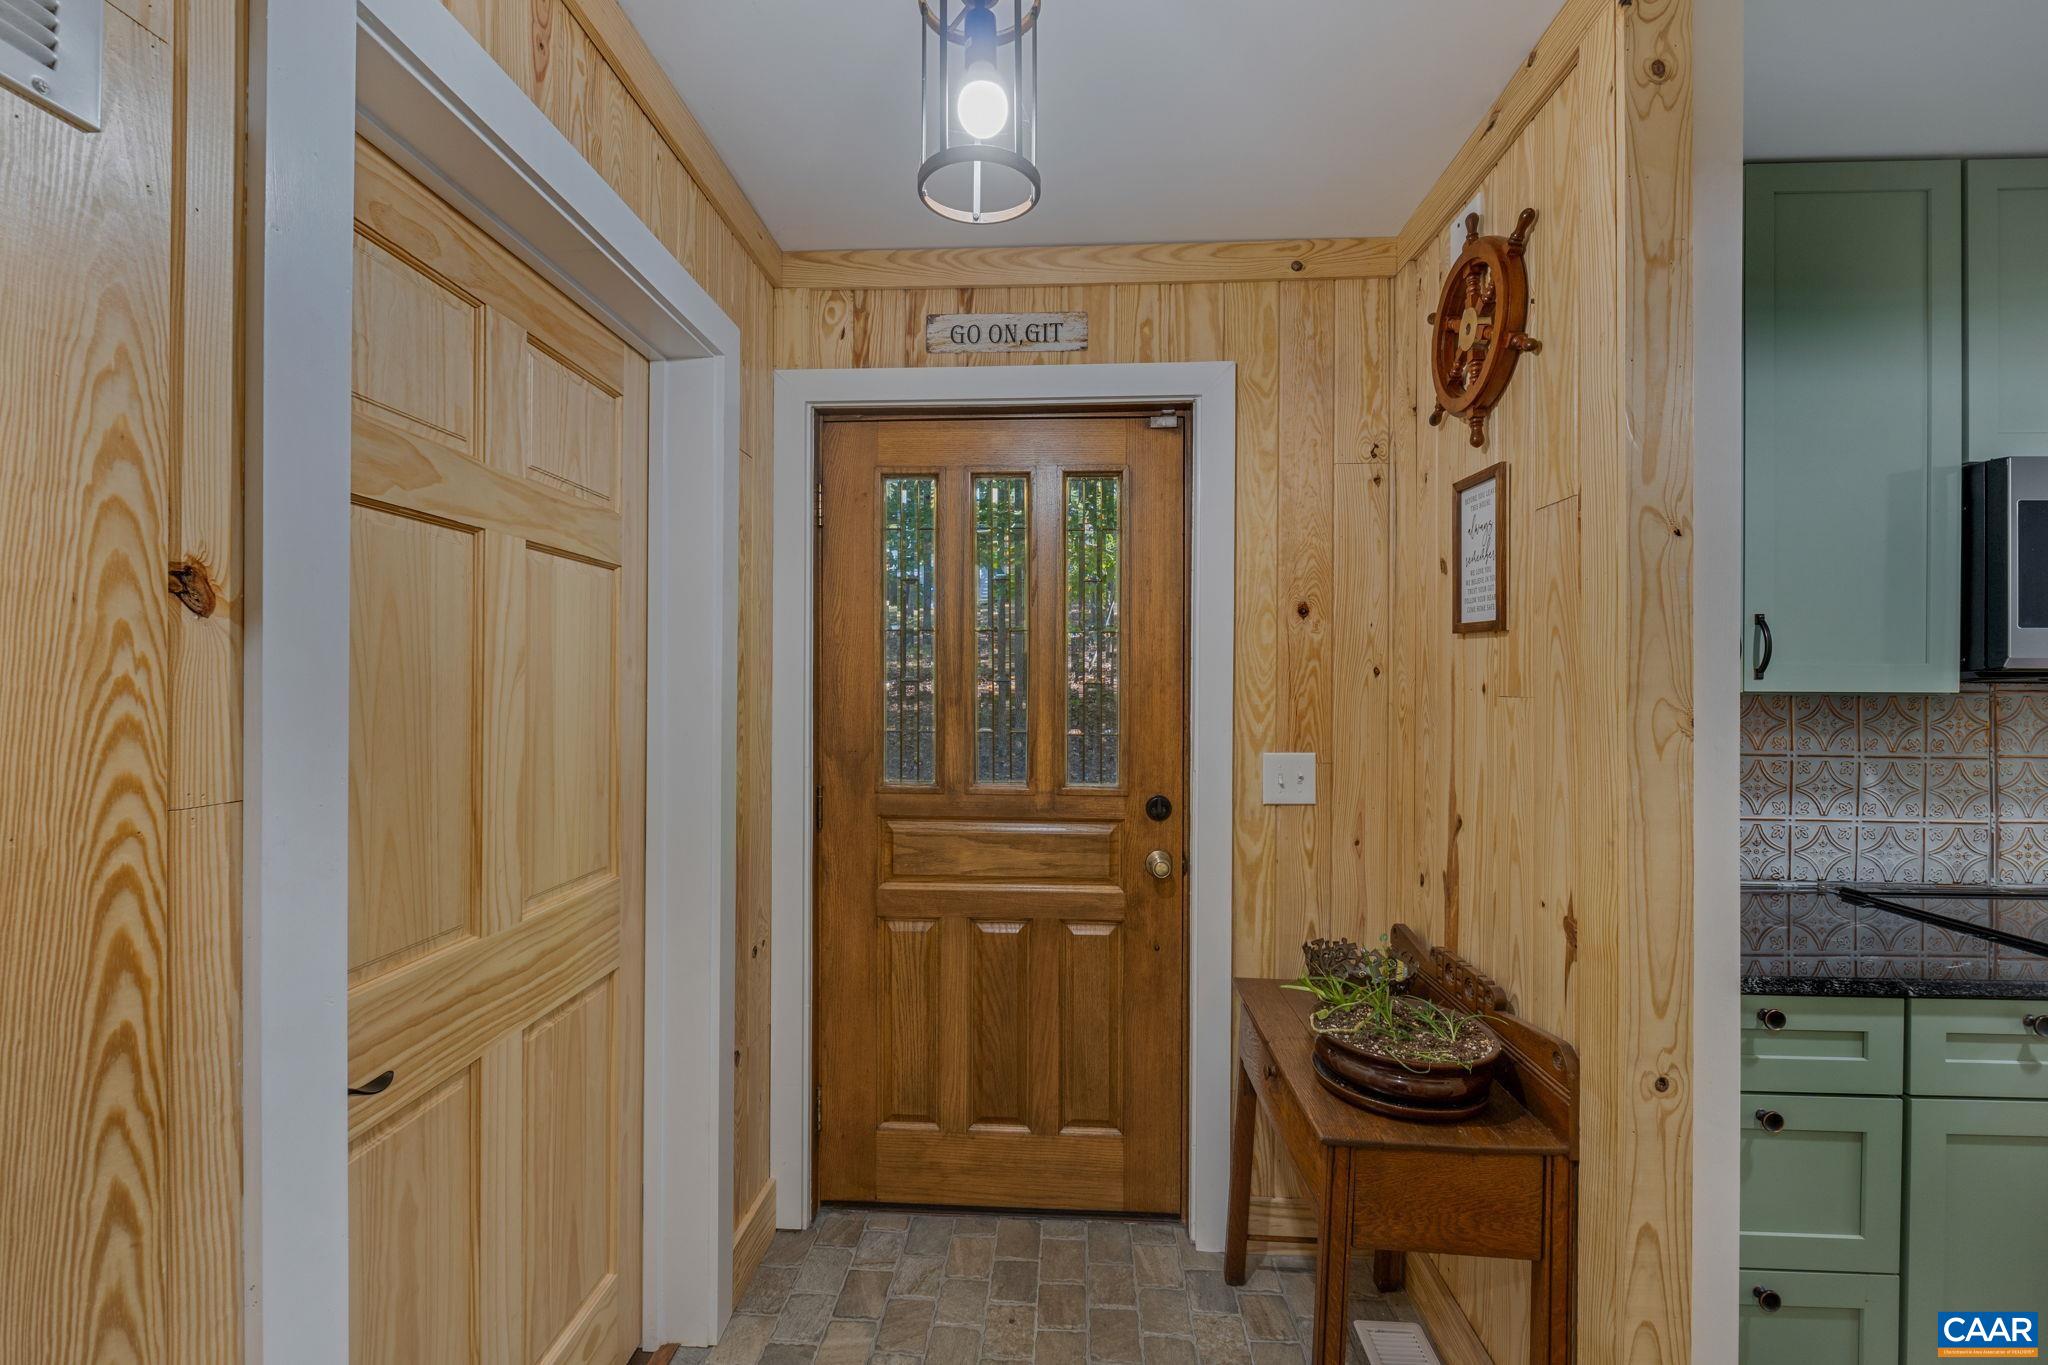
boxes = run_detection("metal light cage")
[917,0,1041,225]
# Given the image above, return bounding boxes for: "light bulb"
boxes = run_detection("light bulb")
[957,69,1009,140]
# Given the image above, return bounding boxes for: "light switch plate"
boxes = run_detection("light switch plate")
[1262,752,1316,805]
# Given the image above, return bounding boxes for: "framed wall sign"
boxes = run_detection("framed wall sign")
[926,312,1089,355]
[1452,462,1509,634]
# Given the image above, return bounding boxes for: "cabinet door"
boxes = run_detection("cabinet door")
[1904,1098,2048,1365]
[1739,1270,1900,1365]
[1907,999,2048,1099]
[1741,1092,1902,1273]
[1967,159,2048,461]
[1743,995,1906,1095]
[1744,161,1963,693]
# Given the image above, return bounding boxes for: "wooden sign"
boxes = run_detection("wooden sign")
[926,312,1088,355]
[1453,462,1509,634]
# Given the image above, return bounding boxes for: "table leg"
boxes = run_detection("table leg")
[1224,1058,1257,1286]
[1529,1157,1575,1365]
[1312,1148,1356,1365]
[1370,1250,1405,1294]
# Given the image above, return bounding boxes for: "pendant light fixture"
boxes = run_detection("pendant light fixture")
[918,0,1041,225]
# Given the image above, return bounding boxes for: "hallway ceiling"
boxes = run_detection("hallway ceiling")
[616,0,1563,251]
[1747,0,2048,161]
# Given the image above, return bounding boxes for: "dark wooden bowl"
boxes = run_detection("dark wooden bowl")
[1311,1020,1502,1119]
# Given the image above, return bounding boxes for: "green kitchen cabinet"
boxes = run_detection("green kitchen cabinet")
[1967,159,2048,461]
[1739,1269,1901,1365]
[1743,995,1906,1095]
[1744,161,1963,693]
[1907,998,2048,1099]
[1904,1098,2048,1365]
[1740,1092,1903,1273]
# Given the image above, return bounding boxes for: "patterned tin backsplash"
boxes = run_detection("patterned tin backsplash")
[1739,685,2048,886]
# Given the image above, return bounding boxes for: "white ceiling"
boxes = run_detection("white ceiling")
[616,0,1563,251]
[1746,0,2048,161]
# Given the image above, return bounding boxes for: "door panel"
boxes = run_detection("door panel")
[348,138,645,1364]
[1742,160,1962,693]
[349,1071,481,1364]
[348,504,481,980]
[816,415,1186,1213]
[1903,1097,2048,1365]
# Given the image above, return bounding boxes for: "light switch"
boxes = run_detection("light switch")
[1262,752,1316,805]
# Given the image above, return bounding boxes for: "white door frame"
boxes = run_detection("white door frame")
[769,364,1237,1247]
[244,0,742,1355]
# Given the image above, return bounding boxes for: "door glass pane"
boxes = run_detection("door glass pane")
[882,476,937,784]
[1065,474,1122,787]
[975,476,1029,784]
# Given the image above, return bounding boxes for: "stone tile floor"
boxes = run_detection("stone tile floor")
[687,1206,1423,1364]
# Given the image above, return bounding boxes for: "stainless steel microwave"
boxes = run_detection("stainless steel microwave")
[1964,457,2048,676]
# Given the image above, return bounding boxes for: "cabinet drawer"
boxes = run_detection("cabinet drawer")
[1744,1268,1900,1365]
[1739,1269,1900,1365]
[1907,998,2048,1098]
[1740,1092,1902,1273]
[1742,995,1905,1094]
[1904,1098,2048,1365]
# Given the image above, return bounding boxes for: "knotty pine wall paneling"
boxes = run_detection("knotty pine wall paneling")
[438,0,784,1293]
[776,5,1694,1362]
[773,279,1394,1231]
[0,0,242,1353]
[1381,0,1695,1358]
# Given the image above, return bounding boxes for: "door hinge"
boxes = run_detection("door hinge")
[815,784,824,832]
[815,482,825,528]
[815,1084,824,1137]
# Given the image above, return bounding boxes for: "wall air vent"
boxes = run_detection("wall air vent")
[0,0,101,130]
[1355,1321,1445,1365]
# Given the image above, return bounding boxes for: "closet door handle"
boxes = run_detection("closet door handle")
[1754,1108,1786,1134]
[1756,1007,1788,1031]
[1752,1285,1782,1313]
[1753,613,1774,682]
[348,1069,396,1098]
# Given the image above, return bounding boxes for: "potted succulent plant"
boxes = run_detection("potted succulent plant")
[1287,936,1502,1119]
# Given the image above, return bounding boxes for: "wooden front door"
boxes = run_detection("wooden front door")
[345,139,646,1363]
[814,414,1187,1213]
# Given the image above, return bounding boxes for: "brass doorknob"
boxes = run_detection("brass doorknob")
[1145,849,1173,880]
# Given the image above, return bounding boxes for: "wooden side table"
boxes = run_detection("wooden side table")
[1223,926,1580,1365]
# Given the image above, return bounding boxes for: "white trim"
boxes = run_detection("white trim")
[243,0,357,1355]
[246,0,743,1353]
[1692,0,1744,1356]
[770,364,1238,1246]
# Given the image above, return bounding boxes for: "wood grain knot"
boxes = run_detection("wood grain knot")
[1289,259,1304,272]
[1649,58,1669,80]
[1295,600,1311,619]
[168,556,218,618]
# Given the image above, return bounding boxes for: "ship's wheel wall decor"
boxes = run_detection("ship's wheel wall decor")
[1426,207,1542,449]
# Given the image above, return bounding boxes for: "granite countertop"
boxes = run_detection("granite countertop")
[1741,884,2048,999]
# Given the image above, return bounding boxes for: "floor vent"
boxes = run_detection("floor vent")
[1,0,101,129]
[1355,1320,1445,1365]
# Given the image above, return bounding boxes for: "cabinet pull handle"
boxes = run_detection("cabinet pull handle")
[1752,1285,1783,1313]
[1754,1108,1786,1134]
[1756,1007,1787,1031]
[349,1069,396,1098]
[1752,613,1774,682]
[2024,1015,2048,1039]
